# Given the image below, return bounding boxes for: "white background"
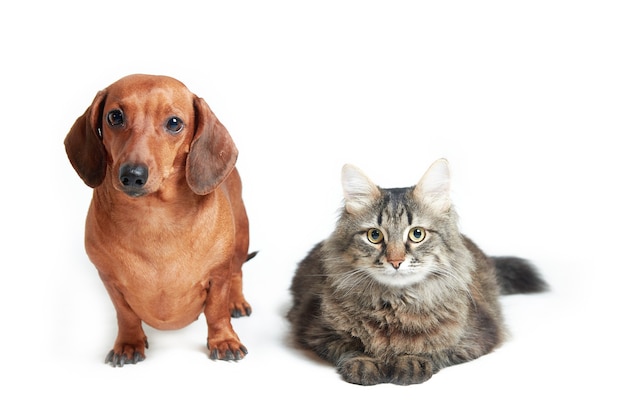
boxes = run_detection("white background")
[2,1,624,415]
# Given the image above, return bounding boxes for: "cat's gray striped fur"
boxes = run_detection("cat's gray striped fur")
[287,159,547,385]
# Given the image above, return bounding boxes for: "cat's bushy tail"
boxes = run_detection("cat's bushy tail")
[492,256,548,295]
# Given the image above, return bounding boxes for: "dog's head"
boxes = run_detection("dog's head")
[64,74,238,197]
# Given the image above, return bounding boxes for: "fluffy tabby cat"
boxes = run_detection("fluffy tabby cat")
[287,158,547,385]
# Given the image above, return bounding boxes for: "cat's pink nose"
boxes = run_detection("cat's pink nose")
[389,260,403,269]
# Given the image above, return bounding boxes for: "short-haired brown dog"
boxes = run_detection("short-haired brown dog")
[65,74,254,366]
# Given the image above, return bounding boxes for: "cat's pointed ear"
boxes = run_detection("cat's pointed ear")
[414,158,451,211]
[342,164,381,214]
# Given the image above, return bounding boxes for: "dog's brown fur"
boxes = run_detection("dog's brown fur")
[65,74,253,366]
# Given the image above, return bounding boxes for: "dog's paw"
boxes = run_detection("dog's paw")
[207,340,248,361]
[105,349,145,367]
[105,338,148,367]
[229,301,252,318]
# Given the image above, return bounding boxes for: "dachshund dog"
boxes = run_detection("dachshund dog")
[65,74,254,366]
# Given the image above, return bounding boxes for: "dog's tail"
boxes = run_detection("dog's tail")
[246,251,259,262]
[492,256,549,295]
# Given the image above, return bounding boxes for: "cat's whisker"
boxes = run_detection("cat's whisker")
[428,262,480,309]
[331,269,374,293]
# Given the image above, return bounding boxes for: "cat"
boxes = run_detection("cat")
[287,158,547,385]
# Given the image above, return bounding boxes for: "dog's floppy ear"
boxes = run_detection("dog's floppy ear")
[64,90,108,188]
[187,96,238,195]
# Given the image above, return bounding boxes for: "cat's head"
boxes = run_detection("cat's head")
[327,158,466,289]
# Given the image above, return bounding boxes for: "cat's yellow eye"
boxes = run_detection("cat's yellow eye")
[408,226,426,243]
[367,228,384,244]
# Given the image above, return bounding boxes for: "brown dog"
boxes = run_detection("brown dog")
[64,74,254,366]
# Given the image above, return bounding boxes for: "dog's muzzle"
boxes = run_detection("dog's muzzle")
[119,163,149,197]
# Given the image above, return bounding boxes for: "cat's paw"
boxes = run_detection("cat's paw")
[336,354,390,386]
[389,355,434,385]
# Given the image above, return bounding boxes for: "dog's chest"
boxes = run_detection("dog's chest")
[87,200,227,281]
[88,218,223,328]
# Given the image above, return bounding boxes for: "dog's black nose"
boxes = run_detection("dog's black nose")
[119,164,148,195]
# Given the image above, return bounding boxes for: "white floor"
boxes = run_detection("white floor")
[2,1,624,415]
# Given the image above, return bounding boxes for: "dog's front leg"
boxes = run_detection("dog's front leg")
[101,277,148,367]
[205,268,247,360]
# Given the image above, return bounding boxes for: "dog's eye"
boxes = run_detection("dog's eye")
[106,109,125,127]
[166,117,184,134]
